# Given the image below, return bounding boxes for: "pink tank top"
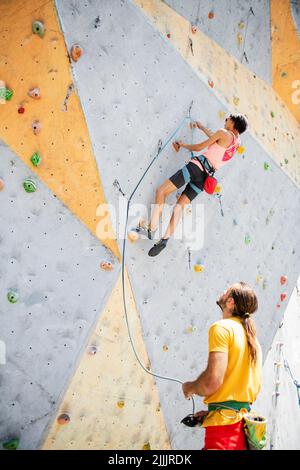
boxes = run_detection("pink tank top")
[191,131,240,172]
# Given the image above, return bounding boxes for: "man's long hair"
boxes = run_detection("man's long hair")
[230,282,259,364]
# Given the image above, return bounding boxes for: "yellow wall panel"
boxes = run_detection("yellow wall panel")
[271,0,300,123]
[42,271,171,450]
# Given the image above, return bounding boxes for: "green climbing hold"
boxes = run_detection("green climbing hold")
[264,162,269,171]
[30,152,42,167]
[270,111,275,118]
[245,234,251,245]
[0,87,13,101]
[7,290,19,304]
[2,438,20,450]
[281,71,288,78]
[284,158,289,165]
[23,179,37,193]
[32,20,45,38]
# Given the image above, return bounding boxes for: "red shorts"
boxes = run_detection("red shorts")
[204,420,247,450]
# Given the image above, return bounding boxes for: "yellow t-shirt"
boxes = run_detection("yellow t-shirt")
[204,317,262,404]
[201,317,262,427]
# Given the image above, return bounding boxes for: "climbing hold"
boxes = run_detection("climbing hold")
[18,106,25,114]
[32,121,41,135]
[280,275,287,285]
[163,345,169,352]
[30,152,42,167]
[117,401,125,409]
[270,111,275,118]
[87,345,97,355]
[233,96,240,106]
[237,146,245,154]
[70,44,83,62]
[262,280,267,290]
[166,33,171,39]
[23,179,37,193]
[7,290,19,304]
[172,141,180,152]
[238,21,245,29]
[208,79,214,88]
[186,325,196,334]
[0,87,13,101]
[143,442,151,450]
[280,293,287,302]
[237,33,243,45]
[0,178,4,191]
[28,87,41,99]
[218,110,225,120]
[186,206,192,214]
[281,71,288,78]
[214,184,222,193]
[276,303,281,308]
[100,261,113,271]
[264,162,270,171]
[284,158,289,165]
[2,438,20,450]
[233,219,238,226]
[57,413,70,425]
[208,11,214,19]
[256,275,263,284]
[244,234,251,245]
[194,264,204,273]
[32,20,45,38]
[191,25,197,34]
[128,231,140,242]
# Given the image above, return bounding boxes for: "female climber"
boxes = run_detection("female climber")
[136,113,248,257]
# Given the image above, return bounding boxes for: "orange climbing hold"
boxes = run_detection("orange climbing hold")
[208,79,214,88]
[100,261,113,271]
[208,11,214,19]
[280,275,287,285]
[117,401,125,409]
[191,25,197,34]
[0,178,4,191]
[57,413,70,425]
[70,44,83,62]
[128,231,140,242]
[237,146,245,154]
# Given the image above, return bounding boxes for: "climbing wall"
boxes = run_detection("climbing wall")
[1,0,300,451]
[52,0,300,450]
[255,278,300,450]
[165,0,271,83]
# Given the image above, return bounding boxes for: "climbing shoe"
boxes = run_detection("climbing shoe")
[148,238,169,257]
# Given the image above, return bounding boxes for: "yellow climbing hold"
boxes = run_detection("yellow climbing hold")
[238,21,245,29]
[256,275,264,285]
[117,400,125,409]
[237,146,245,154]
[143,442,151,450]
[233,96,240,106]
[163,345,169,352]
[218,110,225,120]
[194,264,204,273]
[214,184,222,193]
[186,325,196,334]
[237,33,243,45]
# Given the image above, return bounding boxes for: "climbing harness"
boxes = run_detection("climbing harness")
[121,101,196,416]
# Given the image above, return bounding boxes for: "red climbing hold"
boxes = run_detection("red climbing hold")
[70,44,83,62]
[18,106,25,114]
[280,293,287,302]
[280,275,287,285]
[276,303,281,308]
[0,178,4,191]
[166,33,171,39]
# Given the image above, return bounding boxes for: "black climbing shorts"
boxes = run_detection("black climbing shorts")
[169,161,206,202]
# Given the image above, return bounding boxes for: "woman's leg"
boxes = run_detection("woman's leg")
[162,193,191,239]
[149,179,178,232]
